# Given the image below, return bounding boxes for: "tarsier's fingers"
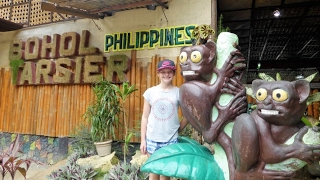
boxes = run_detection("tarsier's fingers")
[233,44,241,51]
[230,50,244,60]
[262,170,296,180]
[227,77,244,90]
[230,97,247,111]
[294,126,309,141]
[225,62,246,75]
[230,50,245,60]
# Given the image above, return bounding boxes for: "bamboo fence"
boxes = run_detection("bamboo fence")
[0,54,184,142]
[0,55,319,142]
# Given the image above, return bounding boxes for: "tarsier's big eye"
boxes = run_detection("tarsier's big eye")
[190,51,202,63]
[256,88,267,101]
[179,52,187,63]
[272,89,288,102]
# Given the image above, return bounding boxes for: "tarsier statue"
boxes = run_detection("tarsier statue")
[179,35,247,180]
[232,79,320,180]
[178,32,320,180]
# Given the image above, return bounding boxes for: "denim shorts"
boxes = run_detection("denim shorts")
[146,138,178,154]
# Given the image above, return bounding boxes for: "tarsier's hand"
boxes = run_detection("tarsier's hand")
[289,127,320,164]
[215,88,247,124]
[218,49,246,78]
[222,77,246,95]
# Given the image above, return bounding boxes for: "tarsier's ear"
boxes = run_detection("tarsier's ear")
[204,41,216,59]
[252,79,266,95]
[294,80,310,103]
[180,46,187,52]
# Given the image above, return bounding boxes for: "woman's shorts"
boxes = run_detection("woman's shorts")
[146,138,178,154]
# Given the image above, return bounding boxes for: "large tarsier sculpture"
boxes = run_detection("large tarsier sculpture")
[179,32,247,179]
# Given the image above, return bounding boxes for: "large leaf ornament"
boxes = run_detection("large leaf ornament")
[140,136,225,180]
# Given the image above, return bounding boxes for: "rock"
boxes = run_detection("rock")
[130,150,148,167]
[77,151,119,173]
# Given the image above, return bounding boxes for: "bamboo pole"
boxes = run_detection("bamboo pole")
[56,85,63,136]
[19,86,29,132]
[151,56,156,87]
[129,50,136,141]
[307,92,314,117]
[32,86,40,134]
[49,85,58,136]
[43,85,50,135]
[0,69,4,131]
[146,62,152,89]
[8,72,16,132]
[313,89,319,119]
[3,71,11,130]
[176,56,184,87]
[134,62,142,141]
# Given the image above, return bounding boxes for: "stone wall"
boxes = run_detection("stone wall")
[0,132,69,164]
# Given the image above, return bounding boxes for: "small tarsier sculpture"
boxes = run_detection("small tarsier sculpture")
[179,40,247,180]
[232,79,320,180]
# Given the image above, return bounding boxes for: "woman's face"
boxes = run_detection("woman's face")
[157,69,175,83]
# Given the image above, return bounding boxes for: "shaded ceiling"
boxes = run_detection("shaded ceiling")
[1,0,320,85]
[218,0,320,84]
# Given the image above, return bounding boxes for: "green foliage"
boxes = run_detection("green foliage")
[9,59,24,85]
[258,73,275,81]
[191,24,215,45]
[114,82,138,163]
[47,153,97,180]
[304,72,318,82]
[0,134,42,180]
[70,124,97,157]
[276,72,282,81]
[217,14,230,35]
[84,77,121,142]
[141,136,224,180]
[104,162,149,180]
[179,123,192,138]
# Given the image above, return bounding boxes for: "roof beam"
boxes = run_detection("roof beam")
[41,2,100,20]
[248,59,320,69]
[90,0,168,14]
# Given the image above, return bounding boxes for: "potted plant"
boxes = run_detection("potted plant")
[114,82,138,162]
[84,77,121,156]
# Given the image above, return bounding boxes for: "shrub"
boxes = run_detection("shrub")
[0,134,43,180]
[47,153,97,180]
[71,124,97,157]
[104,162,149,180]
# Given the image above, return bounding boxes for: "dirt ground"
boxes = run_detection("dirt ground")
[3,159,66,180]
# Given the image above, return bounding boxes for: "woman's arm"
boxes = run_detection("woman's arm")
[178,117,188,133]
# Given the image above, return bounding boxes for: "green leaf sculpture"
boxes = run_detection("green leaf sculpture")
[140,136,225,180]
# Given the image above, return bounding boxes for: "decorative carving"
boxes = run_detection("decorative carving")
[83,55,104,83]
[25,37,41,60]
[41,34,60,59]
[106,55,130,83]
[232,79,320,180]
[179,32,247,179]
[59,32,80,57]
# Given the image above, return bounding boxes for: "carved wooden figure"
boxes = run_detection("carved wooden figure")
[179,39,247,180]
[232,79,320,180]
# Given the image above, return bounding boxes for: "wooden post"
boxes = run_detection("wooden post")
[211,0,218,40]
